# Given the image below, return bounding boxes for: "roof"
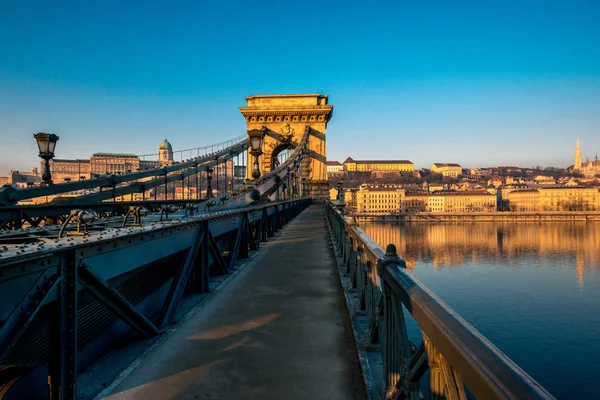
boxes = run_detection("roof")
[91,153,138,158]
[360,187,405,192]
[430,190,494,196]
[159,138,173,151]
[52,159,90,163]
[342,157,413,165]
[355,160,413,164]
[432,163,462,168]
[506,189,539,194]
[326,160,342,166]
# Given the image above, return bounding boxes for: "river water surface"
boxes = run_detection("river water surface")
[360,221,600,399]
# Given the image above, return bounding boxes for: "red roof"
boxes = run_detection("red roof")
[343,157,412,164]
[326,160,342,166]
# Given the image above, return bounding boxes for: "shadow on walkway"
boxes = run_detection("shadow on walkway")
[102,205,366,400]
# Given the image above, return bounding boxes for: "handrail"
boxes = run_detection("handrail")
[325,201,555,399]
[0,137,249,206]
[137,134,248,159]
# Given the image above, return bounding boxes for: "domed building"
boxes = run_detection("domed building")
[158,138,174,167]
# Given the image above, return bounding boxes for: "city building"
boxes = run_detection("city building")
[355,184,405,213]
[573,139,600,177]
[538,187,600,211]
[506,186,600,211]
[427,191,497,212]
[430,163,463,178]
[469,168,491,177]
[326,160,343,176]
[90,153,141,177]
[2,169,42,186]
[401,192,428,213]
[343,157,414,173]
[47,159,91,182]
[505,189,540,211]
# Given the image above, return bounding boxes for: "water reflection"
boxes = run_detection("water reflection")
[361,222,600,288]
[360,221,600,399]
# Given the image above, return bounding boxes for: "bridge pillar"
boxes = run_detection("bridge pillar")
[239,94,333,200]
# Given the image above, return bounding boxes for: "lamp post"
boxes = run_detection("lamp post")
[206,168,214,199]
[248,127,266,181]
[33,132,59,184]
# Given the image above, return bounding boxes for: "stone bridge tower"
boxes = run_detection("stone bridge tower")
[239,94,333,200]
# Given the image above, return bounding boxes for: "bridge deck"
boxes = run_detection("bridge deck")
[101,205,366,400]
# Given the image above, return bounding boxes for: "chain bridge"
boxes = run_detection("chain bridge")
[0,95,555,399]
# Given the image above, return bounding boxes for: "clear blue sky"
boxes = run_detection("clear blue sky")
[1,0,599,173]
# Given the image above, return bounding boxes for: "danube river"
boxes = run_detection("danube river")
[360,221,600,399]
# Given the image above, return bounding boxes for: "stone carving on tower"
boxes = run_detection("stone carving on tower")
[239,94,333,200]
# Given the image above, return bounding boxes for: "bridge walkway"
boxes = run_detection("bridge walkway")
[101,205,366,400]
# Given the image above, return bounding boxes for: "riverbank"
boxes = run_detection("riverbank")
[349,211,600,222]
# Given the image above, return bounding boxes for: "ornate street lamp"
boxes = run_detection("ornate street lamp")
[205,168,214,199]
[33,132,59,184]
[336,181,343,200]
[248,127,266,180]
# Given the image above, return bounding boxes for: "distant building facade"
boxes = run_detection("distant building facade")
[427,191,497,212]
[90,153,140,177]
[343,157,414,173]
[355,184,405,213]
[506,187,600,211]
[47,159,91,182]
[430,163,463,178]
[326,160,343,176]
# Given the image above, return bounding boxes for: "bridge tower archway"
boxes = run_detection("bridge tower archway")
[239,94,333,200]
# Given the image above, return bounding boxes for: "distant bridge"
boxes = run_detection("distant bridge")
[0,95,554,399]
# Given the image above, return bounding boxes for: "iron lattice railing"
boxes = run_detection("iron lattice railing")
[325,202,555,400]
[0,198,311,398]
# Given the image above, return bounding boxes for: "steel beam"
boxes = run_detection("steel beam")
[48,250,78,400]
[0,272,60,362]
[159,228,205,327]
[77,263,159,338]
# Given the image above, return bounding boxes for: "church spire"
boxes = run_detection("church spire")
[574,138,583,170]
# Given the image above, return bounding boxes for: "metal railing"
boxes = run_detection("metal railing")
[0,136,250,207]
[325,201,555,399]
[137,134,248,163]
[0,198,311,398]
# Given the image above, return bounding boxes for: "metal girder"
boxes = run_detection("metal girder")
[48,250,78,400]
[247,212,257,251]
[0,272,60,362]
[208,229,228,276]
[227,217,245,270]
[77,263,159,338]
[159,228,205,327]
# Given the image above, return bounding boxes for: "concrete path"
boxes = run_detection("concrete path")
[102,205,366,400]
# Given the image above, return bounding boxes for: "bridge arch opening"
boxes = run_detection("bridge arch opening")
[270,142,295,170]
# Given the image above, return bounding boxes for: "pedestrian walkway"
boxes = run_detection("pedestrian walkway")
[102,205,366,400]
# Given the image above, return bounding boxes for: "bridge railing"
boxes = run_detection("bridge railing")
[325,202,555,400]
[0,136,250,207]
[0,198,311,398]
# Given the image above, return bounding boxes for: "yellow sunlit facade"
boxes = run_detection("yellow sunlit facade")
[506,189,540,211]
[430,163,463,178]
[538,187,600,211]
[355,184,405,213]
[427,191,496,212]
[343,157,414,172]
